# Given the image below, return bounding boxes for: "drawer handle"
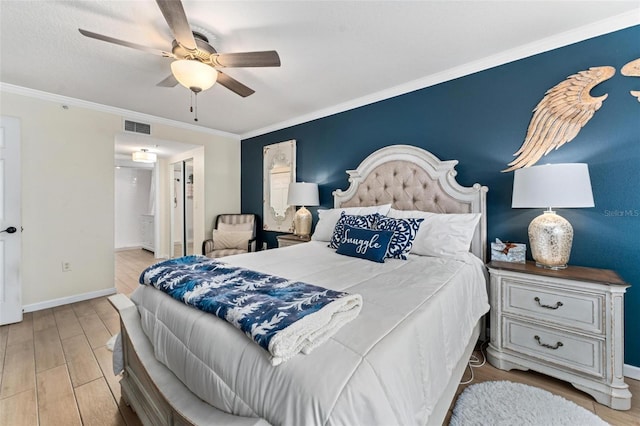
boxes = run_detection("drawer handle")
[534,335,564,350]
[534,297,563,310]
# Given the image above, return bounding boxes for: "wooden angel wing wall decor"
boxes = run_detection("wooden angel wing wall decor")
[621,58,640,102]
[503,66,616,172]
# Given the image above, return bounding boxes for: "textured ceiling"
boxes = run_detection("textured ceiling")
[1,1,639,141]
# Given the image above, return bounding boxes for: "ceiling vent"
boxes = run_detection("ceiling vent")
[124,120,151,135]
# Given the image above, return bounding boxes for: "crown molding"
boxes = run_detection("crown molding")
[241,11,640,140]
[0,83,240,140]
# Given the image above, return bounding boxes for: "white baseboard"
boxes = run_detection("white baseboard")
[115,245,142,252]
[22,287,117,313]
[624,363,640,380]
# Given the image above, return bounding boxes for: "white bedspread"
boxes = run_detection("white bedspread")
[131,241,489,425]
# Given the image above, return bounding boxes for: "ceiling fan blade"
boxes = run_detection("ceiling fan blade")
[78,29,175,57]
[157,74,179,87]
[212,51,281,68]
[216,72,255,97]
[156,0,197,51]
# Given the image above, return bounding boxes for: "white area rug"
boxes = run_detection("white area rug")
[450,380,609,426]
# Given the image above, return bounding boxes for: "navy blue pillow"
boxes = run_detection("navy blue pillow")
[374,215,424,259]
[336,225,393,263]
[329,212,380,249]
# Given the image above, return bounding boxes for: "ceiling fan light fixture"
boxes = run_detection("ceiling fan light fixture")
[132,149,157,163]
[171,59,218,92]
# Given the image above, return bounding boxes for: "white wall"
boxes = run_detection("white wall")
[1,91,240,307]
[2,93,120,306]
[115,167,152,249]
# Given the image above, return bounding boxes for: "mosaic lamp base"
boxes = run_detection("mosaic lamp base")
[293,206,312,236]
[528,210,573,270]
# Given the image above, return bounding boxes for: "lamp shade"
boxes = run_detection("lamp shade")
[132,149,157,163]
[170,59,218,92]
[512,163,594,209]
[287,182,319,206]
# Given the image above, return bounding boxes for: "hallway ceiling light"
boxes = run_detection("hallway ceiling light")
[132,149,157,163]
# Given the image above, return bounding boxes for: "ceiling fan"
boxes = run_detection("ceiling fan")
[79,0,280,98]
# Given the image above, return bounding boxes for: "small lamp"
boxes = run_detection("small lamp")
[512,163,594,270]
[287,182,319,236]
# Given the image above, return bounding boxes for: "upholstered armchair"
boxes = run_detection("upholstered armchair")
[202,214,258,258]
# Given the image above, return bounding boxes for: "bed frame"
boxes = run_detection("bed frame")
[110,144,488,426]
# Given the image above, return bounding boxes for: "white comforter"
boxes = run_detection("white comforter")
[131,242,489,426]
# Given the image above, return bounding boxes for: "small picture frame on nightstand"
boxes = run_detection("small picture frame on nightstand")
[491,238,526,263]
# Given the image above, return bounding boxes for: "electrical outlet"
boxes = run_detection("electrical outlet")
[62,261,72,272]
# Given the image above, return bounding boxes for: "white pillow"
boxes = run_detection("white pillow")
[212,230,253,250]
[311,204,392,242]
[218,221,253,232]
[388,208,480,257]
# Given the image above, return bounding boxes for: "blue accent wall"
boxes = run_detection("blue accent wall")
[242,25,640,367]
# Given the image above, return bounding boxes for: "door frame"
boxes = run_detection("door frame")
[1,116,22,325]
[166,147,204,258]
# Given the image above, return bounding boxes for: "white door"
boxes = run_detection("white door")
[0,116,22,325]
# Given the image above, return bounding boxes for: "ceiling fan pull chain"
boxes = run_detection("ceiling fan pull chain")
[194,91,199,122]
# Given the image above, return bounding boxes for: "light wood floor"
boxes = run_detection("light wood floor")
[446,350,640,425]
[1,248,638,425]
[0,249,156,426]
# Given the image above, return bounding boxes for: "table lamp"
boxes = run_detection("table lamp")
[512,163,594,270]
[287,182,319,236]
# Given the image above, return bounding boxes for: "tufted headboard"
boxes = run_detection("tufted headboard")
[333,145,488,261]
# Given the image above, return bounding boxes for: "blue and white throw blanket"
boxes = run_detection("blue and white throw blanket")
[139,255,362,366]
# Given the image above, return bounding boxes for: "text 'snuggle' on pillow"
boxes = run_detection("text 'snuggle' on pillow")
[329,212,380,249]
[335,225,393,263]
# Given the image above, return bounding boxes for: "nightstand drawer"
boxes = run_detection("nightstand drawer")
[504,319,604,378]
[277,234,311,248]
[503,279,603,334]
[277,238,307,248]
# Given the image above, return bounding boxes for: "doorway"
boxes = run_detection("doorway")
[114,132,201,273]
[114,165,155,252]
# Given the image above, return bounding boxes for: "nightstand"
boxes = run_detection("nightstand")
[486,261,631,410]
[276,233,311,248]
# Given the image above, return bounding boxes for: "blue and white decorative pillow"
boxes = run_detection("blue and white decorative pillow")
[329,212,380,249]
[374,215,424,259]
[336,225,393,263]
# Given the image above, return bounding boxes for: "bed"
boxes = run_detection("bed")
[110,144,489,426]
